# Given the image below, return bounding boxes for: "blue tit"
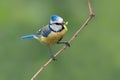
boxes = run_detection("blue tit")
[20,15,69,60]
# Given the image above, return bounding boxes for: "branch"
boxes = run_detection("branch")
[31,0,95,80]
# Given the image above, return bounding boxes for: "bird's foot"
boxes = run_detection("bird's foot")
[64,42,70,47]
[57,41,70,47]
[51,55,56,61]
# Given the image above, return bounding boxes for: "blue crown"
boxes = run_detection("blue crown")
[50,15,63,24]
[51,15,60,21]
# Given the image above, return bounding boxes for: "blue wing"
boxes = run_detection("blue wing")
[20,34,36,40]
[37,25,51,37]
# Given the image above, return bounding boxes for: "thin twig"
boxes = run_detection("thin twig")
[31,0,95,80]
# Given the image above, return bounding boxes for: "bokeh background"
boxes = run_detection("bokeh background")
[0,0,120,80]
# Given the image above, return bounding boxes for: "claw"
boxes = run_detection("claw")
[65,42,70,47]
[51,55,56,61]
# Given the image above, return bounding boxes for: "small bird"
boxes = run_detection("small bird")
[20,15,70,60]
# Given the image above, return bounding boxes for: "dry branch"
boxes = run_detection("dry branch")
[31,0,95,80]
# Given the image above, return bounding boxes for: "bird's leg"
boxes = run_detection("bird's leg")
[57,41,70,47]
[47,45,56,61]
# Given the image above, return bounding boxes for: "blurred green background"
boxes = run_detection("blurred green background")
[0,0,120,80]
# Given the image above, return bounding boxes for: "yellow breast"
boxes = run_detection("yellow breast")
[40,29,67,45]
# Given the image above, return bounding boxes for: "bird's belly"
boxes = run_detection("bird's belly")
[40,29,67,45]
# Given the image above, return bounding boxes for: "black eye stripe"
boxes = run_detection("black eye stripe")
[55,23,63,25]
[49,22,64,25]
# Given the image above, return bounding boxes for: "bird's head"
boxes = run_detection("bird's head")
[50,15,65,25]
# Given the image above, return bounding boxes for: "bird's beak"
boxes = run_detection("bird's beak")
[63,21,68,25]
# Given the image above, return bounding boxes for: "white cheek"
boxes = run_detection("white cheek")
[50,25,62,32]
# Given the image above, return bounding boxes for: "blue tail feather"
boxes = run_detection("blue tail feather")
[20,34,35,40]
